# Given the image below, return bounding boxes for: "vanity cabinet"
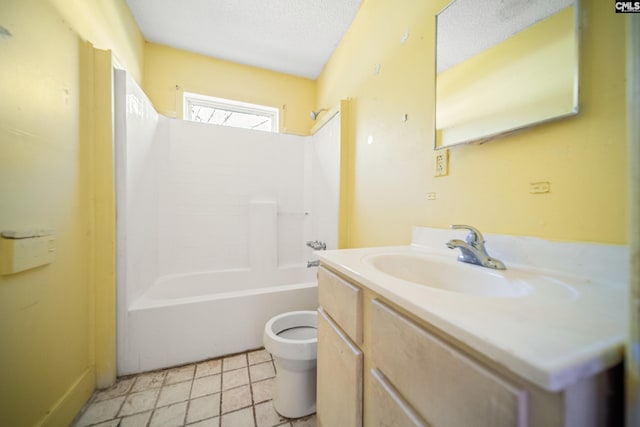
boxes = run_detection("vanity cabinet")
[316,265,622,427]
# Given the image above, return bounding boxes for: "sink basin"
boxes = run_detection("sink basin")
[363,252,579,300]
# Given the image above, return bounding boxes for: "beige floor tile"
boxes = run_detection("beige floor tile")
[196,359,222,378]
[186,393,221,424]
[248,349,271,365]
[157,380,192,407]
[119,410,152,427]
[249,362,275,382]
[221,407,255,427]
[221,384,252,413]
[223,353,247,371]
[192,374,221,398]
[223,367,250,390]
[166,364,196,385]
[131,371,166,392]
[94,377,134,402]
[251,378,274,404]
[75,396,125,426]
[254,401,290,427]
[119,389,159,417]
[74,350,314,427]
[149,401,188,427]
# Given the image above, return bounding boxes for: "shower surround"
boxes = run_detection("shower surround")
[114,71,339,375]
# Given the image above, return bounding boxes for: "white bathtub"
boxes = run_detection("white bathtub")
[119,267,318,375]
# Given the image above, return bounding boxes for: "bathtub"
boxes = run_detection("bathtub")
[119,266,318,375]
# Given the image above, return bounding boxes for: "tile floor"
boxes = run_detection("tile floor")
[72,348,316,427]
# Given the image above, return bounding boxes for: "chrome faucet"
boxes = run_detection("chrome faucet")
[446,225,506,270]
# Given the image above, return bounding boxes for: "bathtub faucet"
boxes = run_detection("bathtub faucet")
[306,240,326,250]
[306,240,325,268]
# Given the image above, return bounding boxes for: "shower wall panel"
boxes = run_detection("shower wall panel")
[157,120,309,278]
[114,70,169,306]
[308,113,341,251]
[115,68,342,304]
[114,70,169,370]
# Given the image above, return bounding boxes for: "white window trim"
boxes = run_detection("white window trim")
[183,92,279,132]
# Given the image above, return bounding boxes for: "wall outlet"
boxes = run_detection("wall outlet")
[435,149,449,177]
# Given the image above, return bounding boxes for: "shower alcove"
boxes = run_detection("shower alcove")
[114,70,343,375]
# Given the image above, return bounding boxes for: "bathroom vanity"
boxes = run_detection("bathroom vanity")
[315,227,626,427]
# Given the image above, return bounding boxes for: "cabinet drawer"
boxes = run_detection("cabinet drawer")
[318,266,363,344]
[370,299,527,427]
[317,307,363,427]
[368,368,430,427]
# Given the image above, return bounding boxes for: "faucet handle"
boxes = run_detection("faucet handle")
[306,240,327,250]
[450,224,484,247]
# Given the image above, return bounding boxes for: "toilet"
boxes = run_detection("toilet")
[263,310,318,418]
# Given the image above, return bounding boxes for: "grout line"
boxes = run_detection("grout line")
[183,367,196,427]
[217,365,223,427]
[114,396,127,426]
[147,378,162,426]
[248,354,258,427]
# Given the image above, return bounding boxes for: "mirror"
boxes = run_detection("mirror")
[435,0,579,149]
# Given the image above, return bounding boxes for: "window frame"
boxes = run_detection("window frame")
[183,92,280,133]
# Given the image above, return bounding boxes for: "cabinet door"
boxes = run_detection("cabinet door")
[370,299,527,427]
[368,368,430,427]
[317,307,363,427]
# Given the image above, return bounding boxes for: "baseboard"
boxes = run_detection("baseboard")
[37,367,95,427]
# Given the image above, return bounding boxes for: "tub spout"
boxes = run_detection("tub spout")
[307,260,320,268]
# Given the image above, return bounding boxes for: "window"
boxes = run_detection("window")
[183,92,279,133]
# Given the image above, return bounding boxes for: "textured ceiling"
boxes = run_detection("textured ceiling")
[437,0,574,72]
[126,0,362,80]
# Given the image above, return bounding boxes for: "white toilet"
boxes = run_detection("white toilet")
[263,310,318,418]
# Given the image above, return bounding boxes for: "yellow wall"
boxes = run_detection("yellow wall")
[318,0,627,247]
[143,43,317,135]
[49,0,145,83]
[0,1,96,425]
[79,45,118,392]
[0,0,119,425]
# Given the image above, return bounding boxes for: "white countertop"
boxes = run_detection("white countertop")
[316,228,627,392]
